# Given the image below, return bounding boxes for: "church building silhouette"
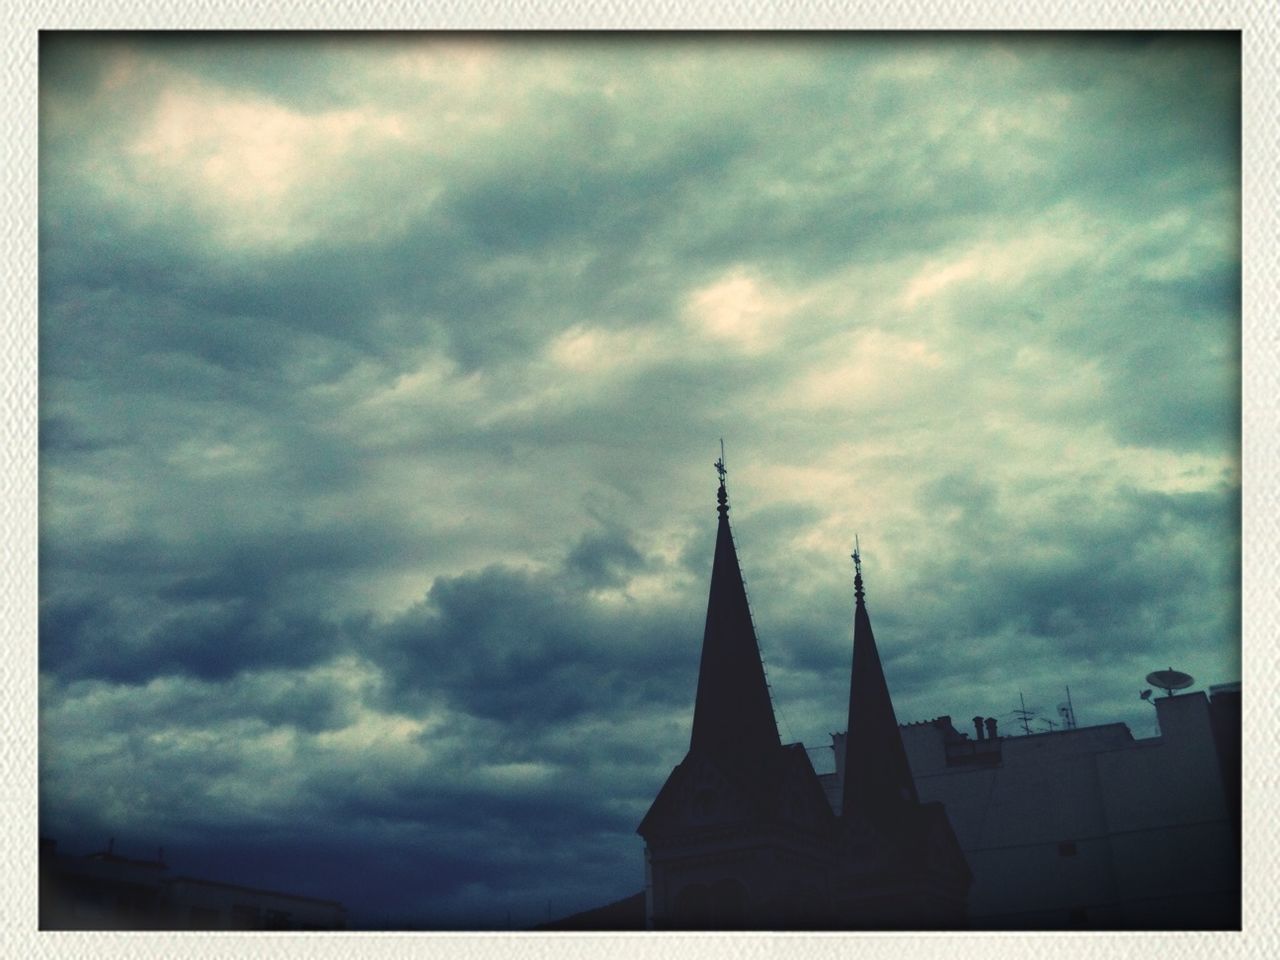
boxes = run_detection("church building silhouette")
[635,456,972,929]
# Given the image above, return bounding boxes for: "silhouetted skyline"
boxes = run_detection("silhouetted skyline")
[38,32,1240,928]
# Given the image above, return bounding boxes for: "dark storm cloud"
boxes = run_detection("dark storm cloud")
[1096,309,1240,452]
[39,558,695,925]
[565,524,647,588]
[40,586,349,683]
[866,482,1241,720]
[38,492,453,684]
[41,204,420,381]
[908,480,1236,638]
[376,556,698,728]
[39,518,705,924]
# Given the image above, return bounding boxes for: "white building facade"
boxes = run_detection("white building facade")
[821,684,1240,929]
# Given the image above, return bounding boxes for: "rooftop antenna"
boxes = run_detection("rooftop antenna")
[1145,667,1194,699]
[1057,685,1078,730]
[1015,691,1034,735]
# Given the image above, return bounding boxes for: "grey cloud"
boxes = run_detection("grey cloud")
[872,484,1239,723]
[565,524,646,589]
[41,589,349,683]
[376,561,699,727]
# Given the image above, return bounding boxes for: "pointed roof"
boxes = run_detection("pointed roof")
[637,741,834,842]
[841,548,919,831]
[688,462,780,757]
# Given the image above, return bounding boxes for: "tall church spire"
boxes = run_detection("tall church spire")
[841,542,919,830]
[688,450,780,756]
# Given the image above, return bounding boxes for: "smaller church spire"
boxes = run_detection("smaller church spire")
[841,539,920,832]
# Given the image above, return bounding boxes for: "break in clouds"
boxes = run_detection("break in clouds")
[38,33,1239,927]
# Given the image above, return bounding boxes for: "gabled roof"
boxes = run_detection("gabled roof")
[841,556,919,832]
[637,742,834,842]
[688,475,780,759]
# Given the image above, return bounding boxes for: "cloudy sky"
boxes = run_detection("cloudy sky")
[38,32,1240,928]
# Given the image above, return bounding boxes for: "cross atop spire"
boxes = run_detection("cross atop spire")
[715,439,729,518]
[851,534,864,604]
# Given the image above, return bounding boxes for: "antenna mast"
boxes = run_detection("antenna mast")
[1015,690,1034,735]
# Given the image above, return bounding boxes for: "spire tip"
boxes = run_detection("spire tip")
[714,440,729,516]
[851,535,865,603]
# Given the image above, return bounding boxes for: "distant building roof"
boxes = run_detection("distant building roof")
[535,891,645,931]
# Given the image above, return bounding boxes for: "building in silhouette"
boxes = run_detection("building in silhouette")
[39,838,347,930]
[635,460,971,929]
[39,447,1240,933]
[549,464,1239,931]
[817,681,1241,929]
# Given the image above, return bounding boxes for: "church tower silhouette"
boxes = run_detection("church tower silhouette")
[637,456,971,929]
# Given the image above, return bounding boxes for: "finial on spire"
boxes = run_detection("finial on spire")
[714,439,729,516]
[851,534,865,603]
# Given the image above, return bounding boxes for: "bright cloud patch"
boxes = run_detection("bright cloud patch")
[120,80,411,248]
[683,268,806,354]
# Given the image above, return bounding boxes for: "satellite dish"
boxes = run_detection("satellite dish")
[1145,668,1193,698]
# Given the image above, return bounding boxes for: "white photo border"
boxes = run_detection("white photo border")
[5,5,1274,959]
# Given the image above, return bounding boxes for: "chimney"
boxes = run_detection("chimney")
[985,717,998,740]
[972,716,985,741]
